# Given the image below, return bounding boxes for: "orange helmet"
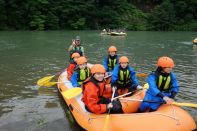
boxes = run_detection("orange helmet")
[108,46,117,52]
[76,56,87,65]
[91,64,106,74]
[157,56,174,68]
[71,52,80,58]
[119,56,129,63]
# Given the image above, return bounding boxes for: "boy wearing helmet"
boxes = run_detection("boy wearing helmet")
[103,46,119,72]
[68,36,85,58]
[82,64,122,114]
[71,56,91,87]
[111,56,143,96]
[67,52,81,80]
[138,56,179,112]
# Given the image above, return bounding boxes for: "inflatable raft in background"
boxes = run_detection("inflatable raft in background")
[57,69,196,131]
[100,32,111,35]
[100,31,127,36]
[110,31,127,36]
[193,38,197,44]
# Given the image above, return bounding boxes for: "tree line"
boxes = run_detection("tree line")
[0,0,196,31]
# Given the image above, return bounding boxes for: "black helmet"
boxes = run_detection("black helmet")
[75,36,80,40]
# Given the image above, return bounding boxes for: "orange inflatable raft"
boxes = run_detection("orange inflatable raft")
[57,71,196,131]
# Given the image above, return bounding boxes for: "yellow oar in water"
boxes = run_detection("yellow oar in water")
[37,69,66,87]
[42,81,58,87]
[37,75,55,86]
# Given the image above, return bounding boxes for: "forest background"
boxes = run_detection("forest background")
[0,0,196,31]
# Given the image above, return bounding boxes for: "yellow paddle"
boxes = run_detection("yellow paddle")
[120,98,197,108]
[37,69,66,86]
[104,87,116,131]
[37,75,55,86]
[42,81,58,87]
[172,102,197,108]
[62,88,82,99]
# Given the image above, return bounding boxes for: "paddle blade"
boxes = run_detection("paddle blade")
[43,82,57,87]
[62,88,82,99]
[173,102,197,108]
[104,114,110,131]
[136,73,148,77]
[37,76,55,86]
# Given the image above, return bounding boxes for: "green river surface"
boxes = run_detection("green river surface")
[0,31,196,131]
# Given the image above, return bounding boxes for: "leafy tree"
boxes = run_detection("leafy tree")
[148,0,176,30]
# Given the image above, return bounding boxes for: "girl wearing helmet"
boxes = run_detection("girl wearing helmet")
[103,46,119,72]
[138,56,179,112]
[111,56,143,96]
[67,52,81,80]
[71,57,91,87]
[82,64,122,114]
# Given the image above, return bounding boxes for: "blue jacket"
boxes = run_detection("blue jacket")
[139,72,179,111]
[146,72,179,97]
[103,55,119,72]
[71,71,80,87]
[111,65,139,87]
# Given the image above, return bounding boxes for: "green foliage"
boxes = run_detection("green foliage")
[70,18,87,30]
[45,12,59,30]
[0,0,196,31]
[0,0,7,29]
[148,0,176,31]
[30,14,46,31]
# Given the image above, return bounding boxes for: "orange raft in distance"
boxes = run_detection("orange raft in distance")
[57,70,196,131]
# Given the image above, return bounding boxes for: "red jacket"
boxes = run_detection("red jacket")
[67,63,76,80]
[82,78,111,114]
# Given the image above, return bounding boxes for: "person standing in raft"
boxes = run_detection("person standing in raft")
[67,52,81,80]
[68,36,85,58]
[103,46,119,73]
[138,56,179,112]
[111,56,143,96]
[71,56,91,87]
[82,64,123,114]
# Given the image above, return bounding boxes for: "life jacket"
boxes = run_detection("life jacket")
[117,67,132,88]
[70,46,83,57]
[70,60,78,70]
[107,55,117,71]
[77,68,91,85]
[156,74,171,92]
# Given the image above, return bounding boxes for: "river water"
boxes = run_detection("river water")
[0,31,196,130]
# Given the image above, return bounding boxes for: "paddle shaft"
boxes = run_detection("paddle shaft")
[120,98,165,104]
[104,87,116,131]
[120,98,197,108]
